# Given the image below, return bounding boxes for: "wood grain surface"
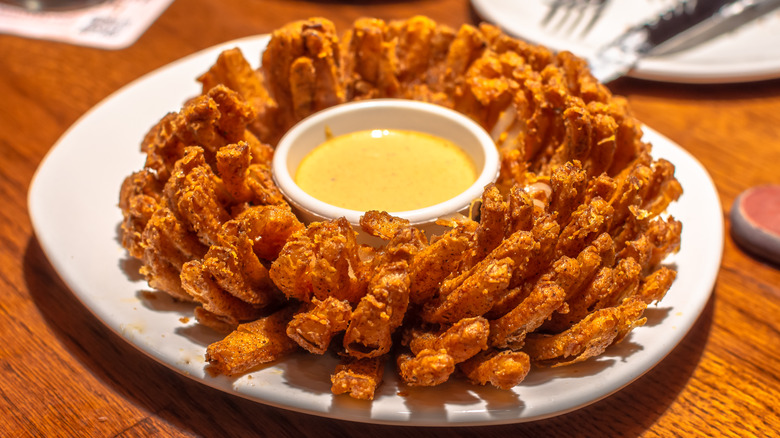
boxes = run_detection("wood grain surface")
[1,0,778,436]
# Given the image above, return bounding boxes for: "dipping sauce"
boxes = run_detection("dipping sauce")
[295,129,478,212]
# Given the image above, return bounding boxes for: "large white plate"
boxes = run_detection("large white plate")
[472,0,780,83]
[28,35,722,426]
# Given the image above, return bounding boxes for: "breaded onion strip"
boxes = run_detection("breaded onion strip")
[555,197,614,258]
[342,18,400,99]
[270,218,366,304]
[344,261,411,358]
[507,183,535,234]
[524,297,647,367]
[119,169,164,259]
[140,207,208,302]
[545,256,642,334]
[549,161,588,227]
[459,349,531,389]
[331,356,385,400]
[262,18,346,131]
[397,349,455,387]
[408,219,476,305]
[421,257,513,324]
[408,316,489,363]
[427,229,538,321]
[397,317,489,386]
[472,184,509,263]
[200,242,276,306]
[180,259,263,327]
[287,297,352,354]
[205,306,299,375]
[179,206,299,314]
[197,47,279,146]
[229,205,304,262]
[142,85,256,182]
[489,256,581,348]
[164,146,230,247]
[635,266,677,304]
[216,142,283,206]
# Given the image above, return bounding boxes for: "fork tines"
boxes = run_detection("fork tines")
[542,0,608,37]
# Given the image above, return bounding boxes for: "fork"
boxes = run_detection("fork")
[542,0,609,37]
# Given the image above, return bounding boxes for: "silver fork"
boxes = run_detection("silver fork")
[542,0,609,37]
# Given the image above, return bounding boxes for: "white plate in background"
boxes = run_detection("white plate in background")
[472,0,780,83]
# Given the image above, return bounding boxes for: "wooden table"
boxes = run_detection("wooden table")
[2,0,778,436]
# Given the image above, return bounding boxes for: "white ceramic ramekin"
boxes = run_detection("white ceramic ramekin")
[272,99,499,239]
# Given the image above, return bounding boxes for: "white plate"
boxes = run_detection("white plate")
[472,0,780,83]
[28,35,722,426]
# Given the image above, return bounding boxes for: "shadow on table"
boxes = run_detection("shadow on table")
[23,235,715,437]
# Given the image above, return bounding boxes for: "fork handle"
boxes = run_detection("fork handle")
[643,0,737,47]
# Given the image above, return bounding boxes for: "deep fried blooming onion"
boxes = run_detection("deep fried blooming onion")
[119,16,682,400]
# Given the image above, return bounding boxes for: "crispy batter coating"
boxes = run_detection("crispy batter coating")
[397,349,455,387]
[164,146,231,246]
[139,207,208,301]
[360,210,428,257]
[489,256,581,349]
[143,85,258,181]
[342,18,401,100]
[215,142,282,206]
[407,316,489,363]
[119,169,164,259]
[408,218,476,305]
[341,212,427,358]
[459,349,531,389]
[524,297,647,367]
[165,205,301,329]
[636,266,677,303]
[507,183,536,234]
[487,225,589,319]
[549,161,588,227]
[270,217,367,304]
[426,230,536,318]
[200,230,277,305]
[518,213,562,284]
[390,16,455,92]
[420,256,513,324]
[229,205,304,260]
[555,197,614,259]
[198,47,280,146]
[542,256,642,334]
[180,259,265,328]
[331,356,385,400]
[344,261,411,358]
[473,184,509,262]
[205,306,299,375]
[261,18,346,135]
[287,297,352,354]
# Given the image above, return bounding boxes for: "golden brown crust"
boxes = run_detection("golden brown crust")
[524,297,648,367]
[287,297,352,354]
[330,355,385,400]
[205,306,300,375]
[459,349,531,389]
